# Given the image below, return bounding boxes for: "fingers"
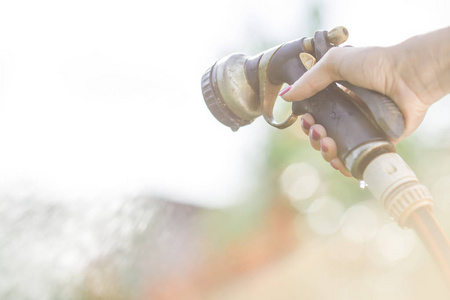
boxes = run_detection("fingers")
[320,137,337,162]
[300,113,314,135]
[309,124,326,151]
[330,158,353,177]
[300,114,352,177]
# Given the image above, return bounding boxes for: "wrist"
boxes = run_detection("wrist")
[392,28,450,105]
[434,27,450,96]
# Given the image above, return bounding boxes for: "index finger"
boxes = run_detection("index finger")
[280,48,344,102]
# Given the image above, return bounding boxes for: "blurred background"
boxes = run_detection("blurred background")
[0,0,449,299]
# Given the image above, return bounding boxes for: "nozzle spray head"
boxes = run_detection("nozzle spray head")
[201,54,261,132]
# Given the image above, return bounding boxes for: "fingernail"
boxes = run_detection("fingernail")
[321,142,328,153]
[311,128,320,141]
[278,85,292,96]
[301,118,311,131]
[330,160,339,170]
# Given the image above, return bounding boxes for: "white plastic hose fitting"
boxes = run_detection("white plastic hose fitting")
[363,153,434,227]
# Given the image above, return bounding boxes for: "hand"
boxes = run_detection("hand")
[280,27,450,176]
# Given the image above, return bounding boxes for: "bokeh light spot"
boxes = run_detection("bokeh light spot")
[340,205,378,243]
[306,197,344,235]
[280,162,320,205]
[376,223,416,261]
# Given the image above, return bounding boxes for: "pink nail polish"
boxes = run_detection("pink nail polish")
[311,128,320,141]
[278,85,292,96]
[301,118,311,131]
[321,143,328,153]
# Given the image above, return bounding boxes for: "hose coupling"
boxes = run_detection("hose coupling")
[363,152,434,227]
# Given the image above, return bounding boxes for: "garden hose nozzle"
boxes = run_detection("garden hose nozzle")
[201,26,351,132]
[201,26,404,179]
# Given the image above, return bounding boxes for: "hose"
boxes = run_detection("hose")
[409,207,450,285]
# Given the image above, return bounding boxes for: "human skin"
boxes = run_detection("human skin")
[280,27,450,177]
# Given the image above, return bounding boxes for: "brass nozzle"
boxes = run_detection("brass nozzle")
[302,38,315,54]
[302,26,349,53]
[327,26,349,46]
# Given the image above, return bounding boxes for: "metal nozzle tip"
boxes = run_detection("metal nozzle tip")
[327,26,349,46]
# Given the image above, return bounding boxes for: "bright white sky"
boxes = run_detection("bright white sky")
[0,0,448,208]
